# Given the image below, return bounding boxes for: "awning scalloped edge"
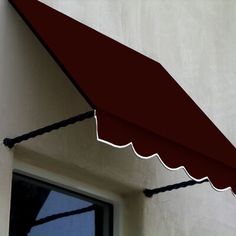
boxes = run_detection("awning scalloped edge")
[94,110,236,197]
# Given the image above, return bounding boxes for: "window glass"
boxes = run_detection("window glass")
[10,173,113,236]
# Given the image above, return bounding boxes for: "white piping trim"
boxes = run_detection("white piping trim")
[94,110,235,197]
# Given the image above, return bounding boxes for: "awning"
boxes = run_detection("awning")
[10,0,236,193]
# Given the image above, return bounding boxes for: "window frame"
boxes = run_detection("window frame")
[11,159,122,236]
[10,172,114,236]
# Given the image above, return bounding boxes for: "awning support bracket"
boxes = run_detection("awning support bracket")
[143,179,209,197]
[3,110,95,149]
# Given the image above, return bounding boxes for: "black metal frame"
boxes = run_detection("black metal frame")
[3,110,94,148]
[144,179,209,197]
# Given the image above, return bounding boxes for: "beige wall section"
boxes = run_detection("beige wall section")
[0,0,236,236]
[0,148,13,236]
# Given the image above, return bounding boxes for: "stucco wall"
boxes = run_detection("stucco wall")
[0,0,236,236]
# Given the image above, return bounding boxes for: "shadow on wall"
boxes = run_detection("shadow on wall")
[0,1,90,140]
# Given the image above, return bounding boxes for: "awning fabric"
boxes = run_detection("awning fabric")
[10,0,236,193]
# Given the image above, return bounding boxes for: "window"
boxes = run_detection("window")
[10,173,113,236]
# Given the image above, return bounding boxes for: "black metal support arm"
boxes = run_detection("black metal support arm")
[144,179,209,197]
[3,110,95,148]
[32,205,95,227]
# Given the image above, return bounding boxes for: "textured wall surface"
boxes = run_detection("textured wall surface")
[0,0,235,235]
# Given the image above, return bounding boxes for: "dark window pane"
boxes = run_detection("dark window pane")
[10,173,113,236]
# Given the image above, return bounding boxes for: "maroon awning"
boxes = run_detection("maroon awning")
[10,0,236,193]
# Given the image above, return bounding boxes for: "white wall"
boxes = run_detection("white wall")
[0,0,236,236]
